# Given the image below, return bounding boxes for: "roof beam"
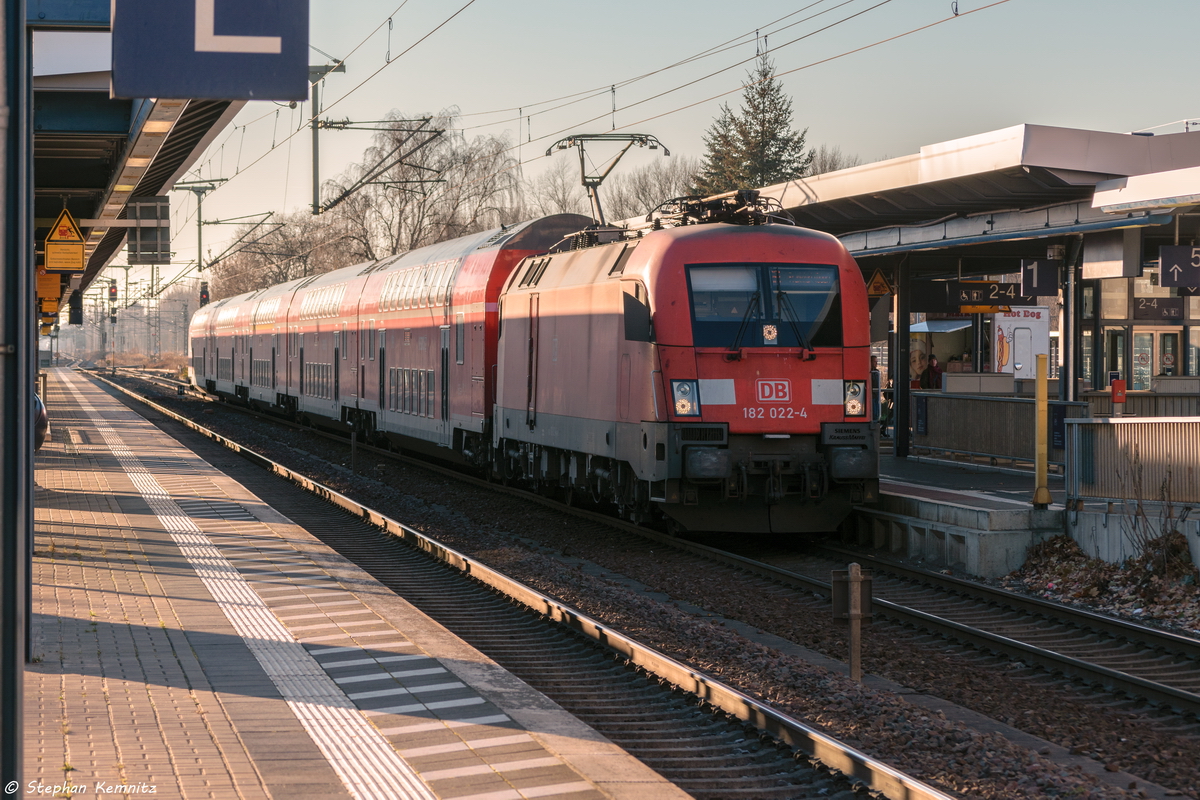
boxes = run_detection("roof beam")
[34,92,131,134]
[27,0,109,30]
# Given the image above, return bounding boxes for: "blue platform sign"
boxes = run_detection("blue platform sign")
[112,0,308,100]
[1159,246,1200,288]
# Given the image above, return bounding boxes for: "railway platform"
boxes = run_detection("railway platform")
[28,368,685,800]
[843,452,1067,578]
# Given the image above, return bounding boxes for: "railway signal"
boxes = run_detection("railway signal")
[199,281,210,306]
[109,279,118,301]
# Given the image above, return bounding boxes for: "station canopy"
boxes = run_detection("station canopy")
[756,124,1200,274]
[33,31,242,303]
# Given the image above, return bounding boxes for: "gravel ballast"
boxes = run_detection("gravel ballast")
[107,380,1198,799]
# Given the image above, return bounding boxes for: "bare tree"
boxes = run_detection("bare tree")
[208,210,360,300]
[324,109,523,257]
[604,155,701,221]
[806,143,862,176]
[523,158,587,216]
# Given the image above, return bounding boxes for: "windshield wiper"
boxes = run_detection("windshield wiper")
[776,290,815,358]
[728,291,761,354]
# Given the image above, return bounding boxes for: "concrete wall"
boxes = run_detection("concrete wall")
[1068,505,1200,570]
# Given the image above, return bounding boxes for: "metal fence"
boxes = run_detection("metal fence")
[1083,392,1200,419]
[910,393,1089,466]
[1065,417,1200,504]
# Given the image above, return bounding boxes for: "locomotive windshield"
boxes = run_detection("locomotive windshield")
[687,264,841,348]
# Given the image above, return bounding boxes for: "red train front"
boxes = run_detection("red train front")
[494,195,878,533]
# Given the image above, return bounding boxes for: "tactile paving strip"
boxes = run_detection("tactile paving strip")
[59,372,612,800]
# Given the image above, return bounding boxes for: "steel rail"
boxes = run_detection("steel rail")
[636,527,1200,717]
[87,370,955,800]
[816,544,1200,661]
[101,368,1200,717]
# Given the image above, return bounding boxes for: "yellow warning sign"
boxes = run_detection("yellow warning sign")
[44,209,85,273]
[36,272,60,299]
[865,269,893,297]
[960,305,1009,314]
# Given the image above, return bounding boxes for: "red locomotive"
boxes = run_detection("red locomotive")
[190,192,878,533]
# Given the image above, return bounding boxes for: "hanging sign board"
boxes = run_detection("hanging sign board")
[1158,246,1200,287]
[44,209,86,273]
[1020,259,1059,296]
[112,0,309,100]
[949,281,1037,307]
[1133,297,1184,320]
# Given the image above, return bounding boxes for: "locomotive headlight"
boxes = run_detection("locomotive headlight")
[843,380,866,417]
[672,380,701,417]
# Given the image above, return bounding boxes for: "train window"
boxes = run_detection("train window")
[415,267,428,308]
[442,261,457,305]
[427,370,436,418]
[400,269,413,309]
[369,321,376,360]
[687,264,841,348]
[407,268,420,308]
[770,265,842,348]
[623,284,652,342]
[425,264,441,307]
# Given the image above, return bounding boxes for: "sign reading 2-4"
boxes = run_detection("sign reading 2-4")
[112,0,308,100]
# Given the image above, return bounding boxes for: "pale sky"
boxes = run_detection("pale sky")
[76,0,1200,289]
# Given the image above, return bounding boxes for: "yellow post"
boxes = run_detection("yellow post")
[1033,353,1052,508]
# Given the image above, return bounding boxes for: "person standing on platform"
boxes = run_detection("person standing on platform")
[920,354,943,390]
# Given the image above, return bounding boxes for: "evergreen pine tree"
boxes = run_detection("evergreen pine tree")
[694,103,742,196]
[694,55,813,195]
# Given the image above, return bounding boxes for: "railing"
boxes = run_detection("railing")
[1065,417,1200,504]
[1083,392,1200,419]
[909,393,1089,466]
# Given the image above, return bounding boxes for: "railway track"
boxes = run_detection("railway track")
[107,368,1200,722]
[92,369,951,800]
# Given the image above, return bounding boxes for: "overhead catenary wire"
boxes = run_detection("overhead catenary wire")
[185,0,1013,256]
[454,0,847,124]
[194,0,877,200]
[415,0,1017,206]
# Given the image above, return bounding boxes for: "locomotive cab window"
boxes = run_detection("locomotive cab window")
[686,263,841,348]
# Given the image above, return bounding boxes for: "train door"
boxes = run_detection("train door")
[333,330,341,400]
[440,325,450,435]
[271,334,277,390]
[299,333,305,396]
[525,293,539,428]
[378,330,386,413]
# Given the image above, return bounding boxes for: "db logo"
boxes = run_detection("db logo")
[756,379,790,402]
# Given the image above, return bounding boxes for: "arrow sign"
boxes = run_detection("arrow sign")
[1159,246,1200,287]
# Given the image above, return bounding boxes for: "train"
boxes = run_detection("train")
[189,191,878,533]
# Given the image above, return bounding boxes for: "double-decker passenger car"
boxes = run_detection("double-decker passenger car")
[191,194,877,534]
